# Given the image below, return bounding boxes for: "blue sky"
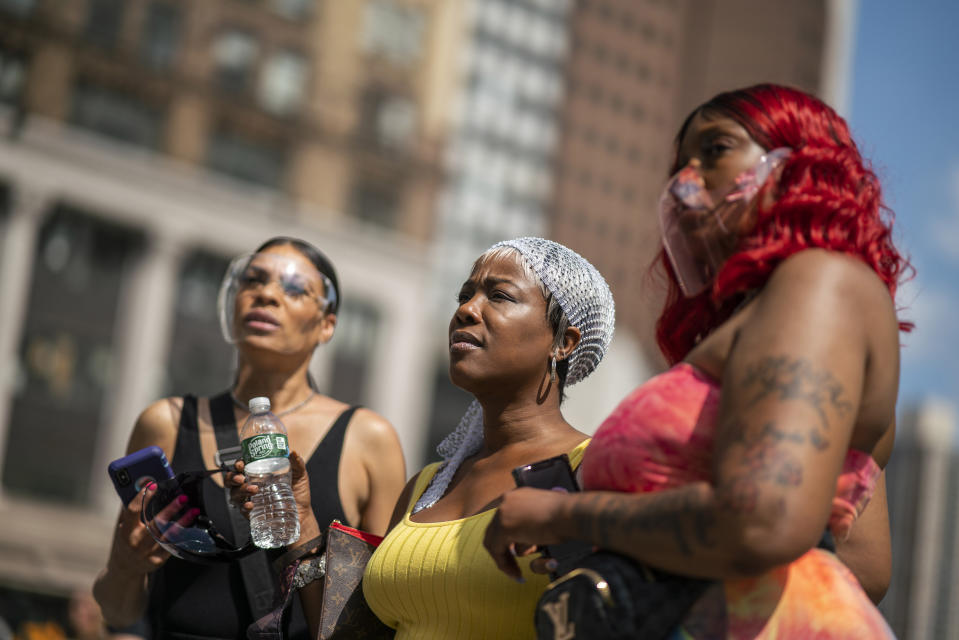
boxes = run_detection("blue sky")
[849,0,959,410]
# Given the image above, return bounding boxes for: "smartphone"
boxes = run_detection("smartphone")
[512,453,580,493]
[512,454,592,574]
[108,446,174,506]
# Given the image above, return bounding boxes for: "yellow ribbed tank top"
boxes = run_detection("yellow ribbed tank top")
[363,440,589,640]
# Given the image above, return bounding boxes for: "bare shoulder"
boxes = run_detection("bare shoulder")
[347,408,402,450]
[127,397,183,457]
[744,249,901,439]
[765,249,895,313]
[753,249,898,340]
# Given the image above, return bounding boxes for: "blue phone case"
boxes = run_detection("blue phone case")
[108,445,174,506]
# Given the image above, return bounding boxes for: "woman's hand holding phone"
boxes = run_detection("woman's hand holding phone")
[484,454,594,580]
[105,447,177,575]
[483,486,573,581]
[107,481,172,577]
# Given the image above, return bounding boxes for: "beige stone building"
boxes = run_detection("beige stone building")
[2,0,465,237]
[0,0,461,612]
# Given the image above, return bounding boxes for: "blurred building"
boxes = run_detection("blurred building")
[0,0,455,611]
[1,0,457,236]
[432,0,571,295]
[882,399,959,639]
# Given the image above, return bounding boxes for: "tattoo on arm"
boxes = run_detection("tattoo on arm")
[718,421,804,515]
[716,355,850,516]
[568,357,851,559]
[739,355,851,450]
[574,489,717,557]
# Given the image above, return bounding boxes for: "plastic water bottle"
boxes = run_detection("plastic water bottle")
[240,396,300,548]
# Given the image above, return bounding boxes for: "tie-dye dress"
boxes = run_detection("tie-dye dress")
[581,362,895,639]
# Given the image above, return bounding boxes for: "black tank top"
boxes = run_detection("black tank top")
[146,395,355,640]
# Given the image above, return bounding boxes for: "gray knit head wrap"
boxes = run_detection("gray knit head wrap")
[413,237,615,513]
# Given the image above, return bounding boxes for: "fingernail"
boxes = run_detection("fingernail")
[187,508,201,517]
[177,494,189,505]
[545,559,559,572]
[146,482,157,491]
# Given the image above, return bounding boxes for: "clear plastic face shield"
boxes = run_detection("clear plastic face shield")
[658,147,791,297]
[217,251,337,345]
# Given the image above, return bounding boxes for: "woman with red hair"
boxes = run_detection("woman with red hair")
[484,84,907,637]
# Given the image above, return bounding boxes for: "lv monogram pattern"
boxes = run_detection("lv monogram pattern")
[542,592,576,640]
[320,524,394,640]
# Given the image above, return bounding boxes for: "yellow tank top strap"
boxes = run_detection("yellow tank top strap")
[406,440,590,512]
[406,461,444,511]
[569,438,590,469]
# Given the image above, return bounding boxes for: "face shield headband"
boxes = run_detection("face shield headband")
[658,147,791,297]
[140,466,258,564]
[217,252,337,345]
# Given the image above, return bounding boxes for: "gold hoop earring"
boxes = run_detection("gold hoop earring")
[550,356,557,383]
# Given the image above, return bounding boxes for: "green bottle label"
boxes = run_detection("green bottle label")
[241,433,290,463]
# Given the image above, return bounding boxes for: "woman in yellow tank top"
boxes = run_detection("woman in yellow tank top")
[362,237,616,639]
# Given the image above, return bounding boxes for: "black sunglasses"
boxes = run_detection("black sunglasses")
[140,466,258,564]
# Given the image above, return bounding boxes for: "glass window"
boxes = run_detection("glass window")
[3,205,144,505]
[71,81,163,149]
[141,2,181,70]
[206,128,286,188]
[504,6,530,48]
[359,86,416,149]
[635,62,651,81]
[423,360,472,464]
[164,250,233,397]
[0,50,25,105]
[0,0,34,17]
[0,183,9,256]
[349,177,400,228]
[0,182,9,221]
[258,50,308,116]
[329,300,380,406]
[481,0,505,32]
[360,0,425,66]
[84,0,125,49]
[212,30,259,92]
[271,0,313,20]
[375,96,416,147]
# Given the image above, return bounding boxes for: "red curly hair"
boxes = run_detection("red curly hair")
[655,84,912,365]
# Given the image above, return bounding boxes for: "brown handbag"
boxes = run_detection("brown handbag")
[246,520,394,640]
[318,520,395,639]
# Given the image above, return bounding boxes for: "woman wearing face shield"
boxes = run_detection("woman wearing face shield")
[93,237,406,640]
[483,85,909,637]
